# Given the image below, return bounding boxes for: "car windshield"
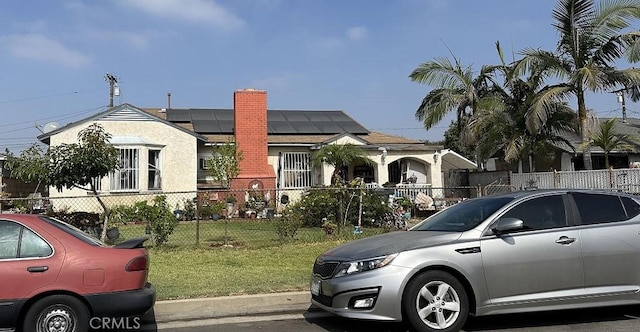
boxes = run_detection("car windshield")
[411,196,514,232]
[39,216,107,247]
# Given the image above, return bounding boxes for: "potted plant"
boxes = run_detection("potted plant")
[225,194,236,218]
[210,201,225,220]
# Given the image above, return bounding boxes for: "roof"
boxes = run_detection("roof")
[163,108,370,135]
[555,117,640,154]
[37,104,207,144]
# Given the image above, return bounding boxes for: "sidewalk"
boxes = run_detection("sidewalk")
[153,291,312,323]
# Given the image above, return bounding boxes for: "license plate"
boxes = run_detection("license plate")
[311,278,321,296]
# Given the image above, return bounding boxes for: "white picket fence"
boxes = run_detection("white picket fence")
[510,168,640,194]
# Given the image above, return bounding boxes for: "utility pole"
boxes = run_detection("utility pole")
[104,73,119,107]
[612,88,628,123]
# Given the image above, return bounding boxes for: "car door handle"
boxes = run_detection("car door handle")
[27,266,49,273]
[555,236,576,245]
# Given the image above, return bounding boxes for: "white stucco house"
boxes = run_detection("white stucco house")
[37,89,476,208]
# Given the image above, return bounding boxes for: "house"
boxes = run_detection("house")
[486,117,640,172]
[0,156,45,200]
[37,89,476,209]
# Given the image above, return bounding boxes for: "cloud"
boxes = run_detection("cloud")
[346,26,367,41]
[0,33,90,68]
[117,0,245,31]
[310,26,367,53]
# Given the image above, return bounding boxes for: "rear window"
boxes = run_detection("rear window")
[39,216,106,247]
[621,196,640,219]
[571,192,628,225]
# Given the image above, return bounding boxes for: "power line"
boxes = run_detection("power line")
[0,105,106,129]
[0,91,85,105]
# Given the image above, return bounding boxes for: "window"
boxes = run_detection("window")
[621,197,640,219]
[280,152,312,188]
[148,149,161,190]
[20,227,52,258]
[111,148,139,191]
[502,195,567,230]
[572,192,628,225]
[92,176,102,192]
[0,220,52,259]
[200,158,210,170]
[0,221,20,259]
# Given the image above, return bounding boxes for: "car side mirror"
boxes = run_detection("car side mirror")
[491,217,524,235]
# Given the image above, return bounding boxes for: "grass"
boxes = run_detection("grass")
[114,219,393,300]
[147,241,345,300]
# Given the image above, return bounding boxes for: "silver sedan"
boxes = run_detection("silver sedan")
[310,189,640,332]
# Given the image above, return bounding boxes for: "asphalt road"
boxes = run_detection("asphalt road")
[157,304,640,332]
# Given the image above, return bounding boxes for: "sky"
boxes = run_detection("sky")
[1,0,638,152]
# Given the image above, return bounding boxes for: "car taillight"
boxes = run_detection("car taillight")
[126,256,148,272]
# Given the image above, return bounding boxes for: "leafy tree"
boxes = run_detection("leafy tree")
[585,118,635,168]
[312,143,373,185]
[468,41,578,172]
[517,0,640,170]
[205,140,243,188]
[4,124,118,240]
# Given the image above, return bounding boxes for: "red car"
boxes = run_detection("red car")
[0,214,155,332]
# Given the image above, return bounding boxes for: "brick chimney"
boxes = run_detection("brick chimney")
[231,89,276,191]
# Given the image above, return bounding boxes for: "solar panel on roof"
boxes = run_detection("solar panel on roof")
[193,120,221,133]
[213,110,234,120]
[306,113,332,121]
[315,121,342,133]
[166,110,191,122]
[289,121,321,133]
[282,112,308,121]
[190,109,214,121]
[269,121,296,134]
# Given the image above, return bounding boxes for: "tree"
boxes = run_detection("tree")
[468,41,578,172]
[312,143,373,185]
[205,140,243,188]
[517,0,640,170]
[585,118,635,168]
[4,124,119,240]
[409,54,499,130]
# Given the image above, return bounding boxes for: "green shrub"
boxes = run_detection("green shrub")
[109,196,178,246]
[274,206,304,241]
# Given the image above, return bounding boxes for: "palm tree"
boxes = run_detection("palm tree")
[517,0,640,170]
[585,118,635,168]
[312,144,373,185]
[466,41,577,172]
[409,54,499,130]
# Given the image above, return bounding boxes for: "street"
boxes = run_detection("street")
[157,304,640,332]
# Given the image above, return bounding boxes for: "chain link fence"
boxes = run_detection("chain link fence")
[0,185,480,248]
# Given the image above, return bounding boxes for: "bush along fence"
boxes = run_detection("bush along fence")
[0,185,478,249]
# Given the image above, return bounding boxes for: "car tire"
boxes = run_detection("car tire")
[23,295,90,332]
[402,270,469,332]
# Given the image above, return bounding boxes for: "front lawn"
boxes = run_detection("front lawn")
[118,220,396,300]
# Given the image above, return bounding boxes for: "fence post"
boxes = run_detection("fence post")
[477,185,482,197]
[609,167,615,189]
[195,197,200,246]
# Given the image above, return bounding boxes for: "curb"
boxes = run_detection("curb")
[152,291,312,323]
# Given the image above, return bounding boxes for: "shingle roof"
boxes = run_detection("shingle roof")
[143,107,432,148]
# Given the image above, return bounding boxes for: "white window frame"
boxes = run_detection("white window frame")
[280,152,313,189]
[148,149,162,190]
[111,148,139,192]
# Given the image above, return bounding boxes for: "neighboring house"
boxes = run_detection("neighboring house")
[0,156,44,200]
[37,89,476,208]
[486,117,640,173]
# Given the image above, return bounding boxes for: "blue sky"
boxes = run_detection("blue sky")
[1,0,637,152]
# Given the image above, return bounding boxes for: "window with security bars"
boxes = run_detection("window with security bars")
[91,177,102,192]
[280,152,313,188]
[148,149,161,190]
[111,148,139,191]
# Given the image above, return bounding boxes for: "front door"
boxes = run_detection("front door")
[480,194,584,306]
